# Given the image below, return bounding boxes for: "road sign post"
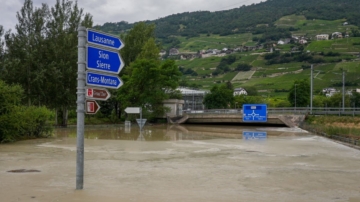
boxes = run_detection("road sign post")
[243,104,267,122]
[77,28,125,189]
[87,29,124,50]
[76,26,86,190]
[86,87,110,101]
[85,100,100,114]
[86,46,124,74]
[86,71,123,89]
[125,107,140,114]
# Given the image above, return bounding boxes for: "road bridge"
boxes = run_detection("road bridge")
[169,107,360,127]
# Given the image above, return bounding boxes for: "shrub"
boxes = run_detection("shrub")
[0,81,53,143]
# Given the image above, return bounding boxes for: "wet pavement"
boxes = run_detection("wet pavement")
[0,124,360,202]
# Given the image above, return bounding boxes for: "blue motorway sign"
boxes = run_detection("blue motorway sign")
[87,29,124,50]
[86,71,123,89]
[242,131,267,140]
[243,104,267,122]
[86,46,124,74]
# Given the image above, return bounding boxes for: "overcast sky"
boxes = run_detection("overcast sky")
[1,0,262,32]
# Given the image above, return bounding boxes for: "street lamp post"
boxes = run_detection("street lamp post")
[295,84,298,111]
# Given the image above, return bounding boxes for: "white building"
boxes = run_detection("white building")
[316,34,329,40]
[299,39,308,44]
[323,88,339,97]
[233,88,248,96]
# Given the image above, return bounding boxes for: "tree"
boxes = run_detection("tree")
[0,25,5,80]
[328,93,351,107]
[5,0,49,106]
[120,22,156,67]
[288,79,310,107]
[203,84,234,109]
[351,91,360,108]
[45,0,93,126]
[235,63,252,71]
[4,0,92,126]
[120,59,181,118]
[117,23,171,119]
[234,95,264,108]
[244,86,258,96]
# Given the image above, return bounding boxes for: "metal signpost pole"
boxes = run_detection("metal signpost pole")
[342,70,345,111]
[140,107,142,131]
[76,26,86,190]
[295,84,297,111]
[310,64,313,115]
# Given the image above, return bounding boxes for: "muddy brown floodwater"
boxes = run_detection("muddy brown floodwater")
[1,124,360,202]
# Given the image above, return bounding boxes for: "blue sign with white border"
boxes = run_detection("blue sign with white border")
[243,104,267,122]
[86,71,123,89]
[242,131,267,140]
[86,46,124,74]
[87,29,124,50]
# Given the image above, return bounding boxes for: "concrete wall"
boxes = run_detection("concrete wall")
[163,99,185,117]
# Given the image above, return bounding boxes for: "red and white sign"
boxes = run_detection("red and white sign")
[85,100,100,114]
[85,88,110,101]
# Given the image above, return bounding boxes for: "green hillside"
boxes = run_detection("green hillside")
[174,15,360,98]
[93,0,360,99]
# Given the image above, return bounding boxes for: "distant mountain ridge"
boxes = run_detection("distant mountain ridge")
[95,0,360,38]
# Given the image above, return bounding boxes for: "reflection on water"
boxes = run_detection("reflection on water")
[242,131,267,140]
[54,124,309,141]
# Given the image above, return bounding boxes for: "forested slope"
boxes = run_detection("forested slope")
[95,0,360,38]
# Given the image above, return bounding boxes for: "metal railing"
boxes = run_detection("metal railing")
[183,107,360,116]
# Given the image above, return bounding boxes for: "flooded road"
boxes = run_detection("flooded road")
[1,124,360,202]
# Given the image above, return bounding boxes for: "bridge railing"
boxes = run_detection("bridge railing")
[183,107,360,115]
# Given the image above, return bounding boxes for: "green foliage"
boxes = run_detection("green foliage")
[235,63,252,71]
[120,22,156,66]
[243,86,258,96]
[288,79,310,107]
[351,92,360,107]
[234,95,265,107]
[0,81,53,143]
[203,84,234,109]
[118,59,181,118]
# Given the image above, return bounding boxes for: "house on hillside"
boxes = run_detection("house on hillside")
[277,38,291,45]
[233,88,248,96]
[159,50,167,57]
[316,34,329,40]
[343,22,349,26]
[322,88,338,97]
[169,48,179,56]
[332,32,343,39]
[299,39,308,44]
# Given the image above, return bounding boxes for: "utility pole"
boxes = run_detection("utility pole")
[295,84,297,111]
[310,64,313,114]
[342,69,345,111]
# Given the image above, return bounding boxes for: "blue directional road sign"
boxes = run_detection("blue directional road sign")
[86,71,123,89]
[86,46,124,74]
[243,104,267,122]
[242,131,267,140]
[87,29,124,50]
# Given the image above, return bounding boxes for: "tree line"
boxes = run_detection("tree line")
[203,79,360,109]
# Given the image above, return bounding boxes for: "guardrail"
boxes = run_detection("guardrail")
[184,107,360,116]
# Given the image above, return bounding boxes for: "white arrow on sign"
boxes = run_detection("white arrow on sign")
[125,107,140,114]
